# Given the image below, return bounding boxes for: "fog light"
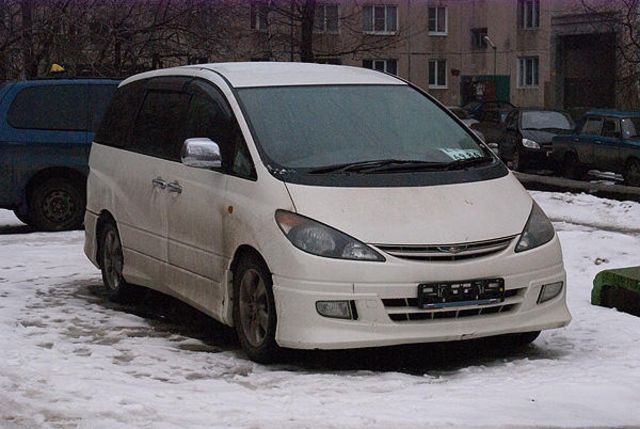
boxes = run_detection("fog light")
[538,282,563,304]
[316,300,353,319]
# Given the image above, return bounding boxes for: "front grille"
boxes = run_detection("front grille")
[374,236,515,262]
[382,288,524,323]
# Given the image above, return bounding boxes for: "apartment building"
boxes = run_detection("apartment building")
[246,0,625,111]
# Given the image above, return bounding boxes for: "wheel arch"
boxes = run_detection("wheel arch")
[223,244,271,326]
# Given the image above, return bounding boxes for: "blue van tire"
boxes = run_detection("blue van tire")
[29,178,85,231]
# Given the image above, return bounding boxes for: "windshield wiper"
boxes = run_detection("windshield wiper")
[307,159,443,174]
[308,156,493,174]
[439,156,494,171]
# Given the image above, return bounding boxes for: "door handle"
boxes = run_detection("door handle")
[166,181,182,194]
[152,177,167,189]
[594,140,603,144]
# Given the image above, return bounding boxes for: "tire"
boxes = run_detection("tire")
[29,178,85,231]
[561,153,582,180]
[624,158,640,187]
[99,220,141,303]
[233,253,280,363]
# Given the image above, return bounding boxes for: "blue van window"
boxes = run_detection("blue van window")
[8,85,88,131]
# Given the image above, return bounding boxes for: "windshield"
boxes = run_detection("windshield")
[237,85,486,170]
[521,110,573,130]
[621,117,640,138]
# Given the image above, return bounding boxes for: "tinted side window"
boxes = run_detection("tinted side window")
[89,84,118,132]
[8,85,88,131]
[130,90,191,161]
[95,80,147,148]
[186,81,254,178]
[581,117,603,135]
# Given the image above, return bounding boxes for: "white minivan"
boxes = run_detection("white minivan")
[84,63,571,362]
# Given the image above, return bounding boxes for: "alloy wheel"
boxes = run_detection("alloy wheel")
[102,228,123,292]
[238,268,270,348]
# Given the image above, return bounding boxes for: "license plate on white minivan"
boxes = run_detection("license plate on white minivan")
[418,279,505,309]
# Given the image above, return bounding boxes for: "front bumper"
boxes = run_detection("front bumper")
[272,260,570,350]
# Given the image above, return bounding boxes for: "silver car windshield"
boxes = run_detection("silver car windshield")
[237,85,485,169]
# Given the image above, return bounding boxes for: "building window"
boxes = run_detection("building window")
[250,3,269,31]
[428,7,447,35]
[518,56,539,87]
[314,4,339,33]
[363,5,398,34]
[363,59,398,75]
[428,59,447,88]
[471,28,488,49]
[518,0,540,29]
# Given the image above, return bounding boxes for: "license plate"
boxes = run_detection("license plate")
[418,279,505,309]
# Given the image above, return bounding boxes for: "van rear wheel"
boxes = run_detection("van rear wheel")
[30,178,85,231]
[233,253,279,363]
[99,221,141,303]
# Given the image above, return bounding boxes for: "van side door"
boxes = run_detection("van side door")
[163,78,254,318]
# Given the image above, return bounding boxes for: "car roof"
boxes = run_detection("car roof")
[121,62,405,88]
[585,109,640,118]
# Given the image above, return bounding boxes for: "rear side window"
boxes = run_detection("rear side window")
[130,90,191,161]
[95,80,146,148]
[8,85,88,131]
[89,84,118,132]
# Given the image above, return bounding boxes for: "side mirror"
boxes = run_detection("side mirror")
[487,142,500,156]
[181,138,222,169]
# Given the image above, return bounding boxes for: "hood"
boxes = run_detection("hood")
[284,174,532,245]
[522,129,571,144]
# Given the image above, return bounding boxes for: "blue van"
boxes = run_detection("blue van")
[0,79,119,230]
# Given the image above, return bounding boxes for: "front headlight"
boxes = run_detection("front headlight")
[515,201,555,252]
[522,138,540,149]
[275,210,385,261]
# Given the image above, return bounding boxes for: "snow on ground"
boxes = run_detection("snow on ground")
[1,192,640,428]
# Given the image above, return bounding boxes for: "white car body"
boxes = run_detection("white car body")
[85,63,570,352]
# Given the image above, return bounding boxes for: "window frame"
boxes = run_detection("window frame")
[363,4,398,35]
[471,28,488,49]
[428,6,448,36]
[314,3,340,34]
[518,0,540,30]
[362,59,398,75]
[517,56,539,88]
[428,58,448,89]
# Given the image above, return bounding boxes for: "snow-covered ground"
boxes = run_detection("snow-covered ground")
[1,192,640,428]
